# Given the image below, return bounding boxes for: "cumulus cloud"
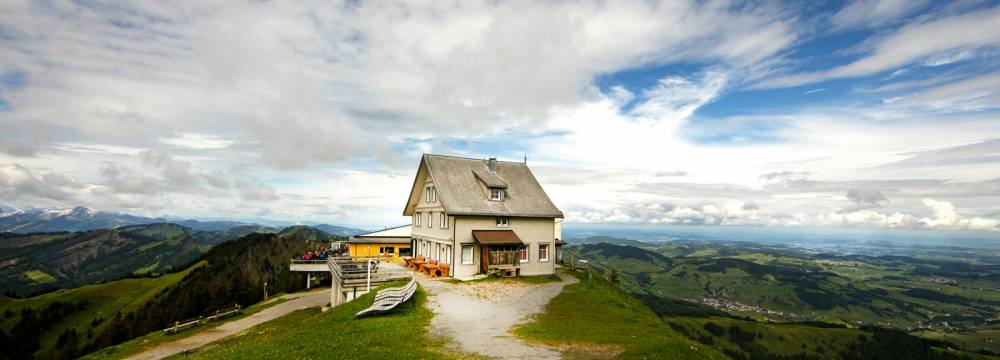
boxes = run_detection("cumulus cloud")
[566,200,764,226]
[823,198,999,232]
[841,188,888,212]
[0,163,87,205]
[569,198,999,232]
[1,1,999,230]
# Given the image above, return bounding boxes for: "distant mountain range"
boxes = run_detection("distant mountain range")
[0,205,367,236]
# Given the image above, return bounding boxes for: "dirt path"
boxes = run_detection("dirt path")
[127,288,330,360]
[418,272,578,359]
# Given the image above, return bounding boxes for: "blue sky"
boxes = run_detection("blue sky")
[0,0,999,232]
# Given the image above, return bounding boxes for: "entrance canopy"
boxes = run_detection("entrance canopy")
[472,230,524,246]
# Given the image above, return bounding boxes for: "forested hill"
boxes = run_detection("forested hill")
[89,233,316,354]
[0,224,207,297]
[0,223,343,297]
[0,231,329,360]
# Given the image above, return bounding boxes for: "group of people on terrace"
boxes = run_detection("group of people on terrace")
[300,247,345,260]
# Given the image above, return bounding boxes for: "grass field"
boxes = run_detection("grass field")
[24,269,58,283]
[666,316,864,358]
[513,270,726,359]
[175,283,458,360]
[0,261,205,359]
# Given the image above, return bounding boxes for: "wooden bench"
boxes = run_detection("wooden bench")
[356,278,418,318]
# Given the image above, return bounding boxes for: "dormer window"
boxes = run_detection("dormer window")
[426,186,436,203]
[489,187,505,201]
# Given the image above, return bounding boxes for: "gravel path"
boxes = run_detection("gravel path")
[127,288,330,360]
[418,272,578,359]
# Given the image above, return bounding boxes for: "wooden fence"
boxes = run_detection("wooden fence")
[162,304,242,334]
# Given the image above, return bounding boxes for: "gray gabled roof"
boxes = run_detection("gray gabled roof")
[404,154,563,218]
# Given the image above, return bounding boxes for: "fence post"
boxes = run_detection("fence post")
[173,321,179,334]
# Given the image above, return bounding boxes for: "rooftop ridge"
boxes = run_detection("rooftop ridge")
[423,153,527,164]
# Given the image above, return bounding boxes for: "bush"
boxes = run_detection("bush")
[703,322,725,337]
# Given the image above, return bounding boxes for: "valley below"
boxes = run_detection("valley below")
[566,232,1000,357]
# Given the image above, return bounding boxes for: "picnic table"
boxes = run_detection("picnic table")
[420,263,438,275]
[410,258,426,270]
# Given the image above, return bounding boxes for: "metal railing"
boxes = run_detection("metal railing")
[327,256,410,287]
[290,259,328,264]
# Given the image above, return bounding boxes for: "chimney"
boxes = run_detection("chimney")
[488,157,497,173]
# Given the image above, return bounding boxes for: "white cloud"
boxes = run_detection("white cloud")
[888,72,1000,112]
[830,0,929,30]
[757,5,1000,88]
[568,197,999,232]
[0,1,998,231]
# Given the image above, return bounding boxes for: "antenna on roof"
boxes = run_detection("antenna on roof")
[523,153,527,164]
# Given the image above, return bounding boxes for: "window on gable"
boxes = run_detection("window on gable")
[440,213,449,229]
[415,212,421,226]
[496,217,509,227]
[427,212,433,228]
[489,187,504,201]
[426,186,436,203]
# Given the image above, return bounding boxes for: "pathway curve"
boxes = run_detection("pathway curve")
[127,288,330,360]
[417,272,578,359]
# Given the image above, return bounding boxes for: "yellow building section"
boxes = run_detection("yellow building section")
[348,243,411,265]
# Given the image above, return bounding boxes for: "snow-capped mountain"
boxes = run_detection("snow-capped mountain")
[0,206,158,233]
[0,205,366,235]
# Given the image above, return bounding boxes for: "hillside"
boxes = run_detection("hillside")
[514,269,726,359]
[0,262,203,360]
[1,229,331,360]
[82,232,318,356]
[195,225,278,244]
[0,223,208,296]
[567,239,1000,358]
[278,225,338,242]
[0,223,339,296]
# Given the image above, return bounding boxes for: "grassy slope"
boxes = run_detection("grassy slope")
[513,270,726,359]
[81,295,295,360]
[176,284,456,360]
[0,261,204,358]
[667,316,863,358]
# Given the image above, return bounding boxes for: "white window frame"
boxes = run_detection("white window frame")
[415,212,421,226]
[440,213,449,229]
[427,212,432,228]
[426,186,436,203]
[489,188,504,201]
[496,217,509,227]
[461,245,474,265]
[518,246,528,263]
[539,244,549,262]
